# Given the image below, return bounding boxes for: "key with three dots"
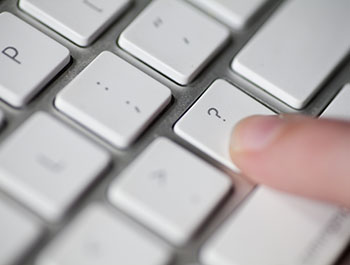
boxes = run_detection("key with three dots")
[119,0,230,85]
[0,112,110,222]
[19,0,131,47]
[55,51,171,149]
[109,138,231,245]
[0,12,70,107]
[37,204,171,265]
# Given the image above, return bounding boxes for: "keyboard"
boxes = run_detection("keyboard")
[0,0,350,264]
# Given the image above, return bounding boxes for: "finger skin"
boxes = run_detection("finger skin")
[230,115,350,208]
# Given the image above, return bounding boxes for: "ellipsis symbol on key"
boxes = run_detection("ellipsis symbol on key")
[207,107,226,122]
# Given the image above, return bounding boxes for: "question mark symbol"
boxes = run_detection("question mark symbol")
[207,107,226,122]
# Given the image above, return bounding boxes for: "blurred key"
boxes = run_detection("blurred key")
[19,0,131,46]
[232,0,350,109]
[189,0,269,29]
[202,187,350,265]
[37,204,171,265]
[109,138,231,245]
[119,0,229,85]
[0,112,109,221]
[0,198,41,265]
[0,12,70,107]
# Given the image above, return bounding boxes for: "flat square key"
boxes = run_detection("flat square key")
[174,79,274,172]
[119,0,230,85]
[0,112,109,221]
[232,0,350,109]
[19,0,131,46]
[37,205,171,265]
[0,198,41,265]
[55,51,171,149]
[321,84,350,120]
[189,0,269,29]
[109,138,231,245]
[0,12,70,107]
[201,187,350,265]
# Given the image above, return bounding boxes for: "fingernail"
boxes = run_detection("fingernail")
[231,115,285,153]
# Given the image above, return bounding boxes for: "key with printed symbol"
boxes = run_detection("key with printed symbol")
[321,84,350,120]
[0,112,109,222]
[37,205,171,265]
[174,79,274,172]
[232,0,350,109]
[19,0,131,47]
[55,51,171,149]
[0,198,41,265]
[0,12,70,107]
[201,187,350,265]
[109,138,231,245]
[118,0,230,85]
[189,0,269,29]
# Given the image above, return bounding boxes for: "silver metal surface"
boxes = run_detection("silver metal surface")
[0,0,349,264]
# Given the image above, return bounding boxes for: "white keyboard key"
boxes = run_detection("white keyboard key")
[19,0,130,47]
[0,198,41,265]
[201,187,350,265]
[174,79,274,172]
[56,51,171,149]
[37,204,171,265]
[321,84,350,120]
[232,0,350,109]
[109,138,231,245]
[119,0,229,85]
[0,112,109,221]
[189,0,268,29]
[0,12,70,107]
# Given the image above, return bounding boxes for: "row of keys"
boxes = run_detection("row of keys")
[1,76,348,264]
[4,0,349,110]
[0,85,349,264]
[0,113,231,263]
[22,119,350,265]
[0,12,172,147]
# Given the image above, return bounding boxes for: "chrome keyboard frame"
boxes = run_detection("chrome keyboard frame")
[0,0,350,264]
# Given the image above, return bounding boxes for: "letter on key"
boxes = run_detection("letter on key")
[0,12,70,107]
